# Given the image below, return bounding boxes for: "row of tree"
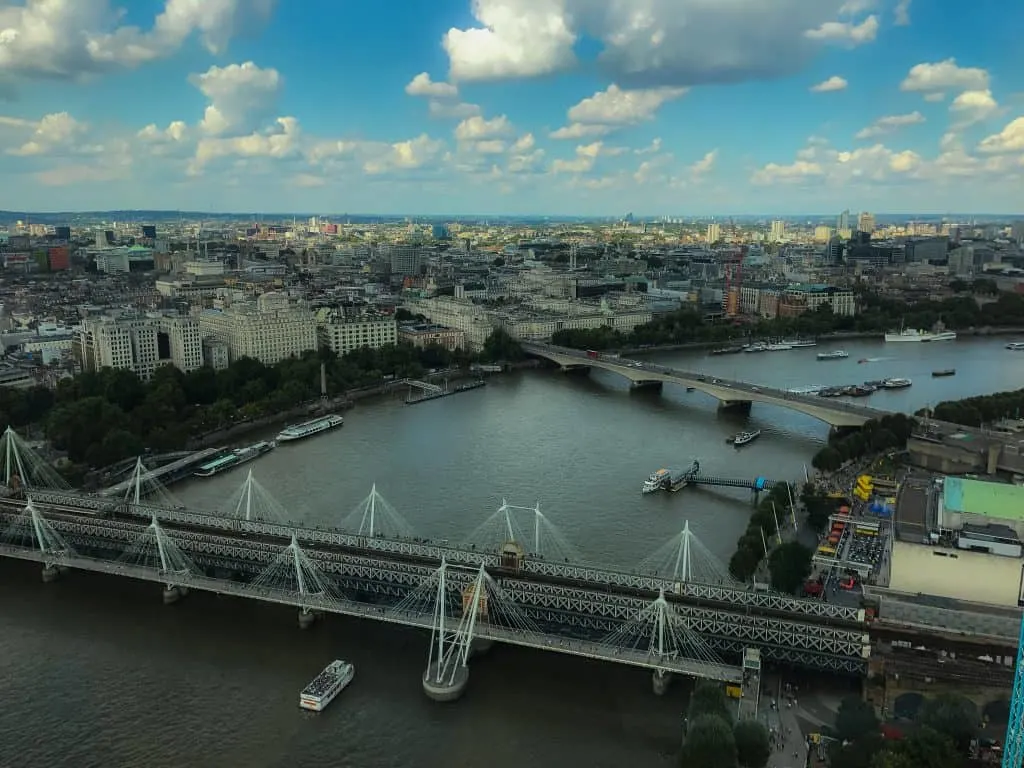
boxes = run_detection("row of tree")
[550,289,1024,351]
[924,387,1024,428]
[6,329,522,471]
[727,482,813,594]
[830,693,980,768]
[811,414,917,473]
[681,681,771,767]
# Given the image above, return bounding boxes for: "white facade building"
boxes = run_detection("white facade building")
[73,314,202,380]
[198,292,317,365]
[316,311,398,356]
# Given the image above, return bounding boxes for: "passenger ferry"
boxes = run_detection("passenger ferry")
[783,339,817,348]
[733,430,761,447]
[882,378,912,389]
[642,469,672,494]
[817,350,848,360]
[193,441,276,477]
[884,327,957,343]
[276,414,344,443]
[300,660,355,712]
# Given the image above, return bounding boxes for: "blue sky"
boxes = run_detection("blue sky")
[0,0,1021,216]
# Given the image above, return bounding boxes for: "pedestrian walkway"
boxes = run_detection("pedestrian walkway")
[761,677,810,768]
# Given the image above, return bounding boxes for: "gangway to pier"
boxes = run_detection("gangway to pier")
[101,448,221,498]
[404,379,444,397]
[688,474,785,493]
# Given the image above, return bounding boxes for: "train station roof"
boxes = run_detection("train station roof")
[943,477,1024,524]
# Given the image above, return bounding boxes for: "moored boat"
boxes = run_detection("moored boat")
[744,342,768,353]
[193,440,276,477]
[932,369,956,377]
[277,414,344,443]
[784,339,817,348]
[882,378,912,389]
[642,468,671,494]
[300,660,355,712]
[765,343,793,352]
[884,327,957,343]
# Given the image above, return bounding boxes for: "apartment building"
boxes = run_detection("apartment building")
[316,310,398,356]
[738,284,855,319]
[73,314,203,380]
[198,291,317,365]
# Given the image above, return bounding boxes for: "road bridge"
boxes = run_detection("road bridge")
[523,343,890,428]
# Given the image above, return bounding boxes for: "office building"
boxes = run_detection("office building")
[317,311,398,356]
[73,314,202,380]
[706,223,721,244]
[198,292,317,365]
[837,210,851,232]
[387,245,426,277]
[858,212,876,233]
[769,221,786,242]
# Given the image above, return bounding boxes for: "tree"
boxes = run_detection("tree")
[767,541,812,594]
[729,545,762,582]
[734,719,771,768]
[892,726,961,768]
[688,681,734,725]
[481,328,523,362]
[918,694,978,753]
[812,446,843,472]
[682,714,737,768]
[835,696,880,743]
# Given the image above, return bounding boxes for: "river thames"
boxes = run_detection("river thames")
[2,337,1022,767]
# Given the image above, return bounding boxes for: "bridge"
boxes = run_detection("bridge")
[522,343,890,428]
[0,428,872,702]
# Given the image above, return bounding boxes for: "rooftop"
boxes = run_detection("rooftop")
[943,477,1024,524]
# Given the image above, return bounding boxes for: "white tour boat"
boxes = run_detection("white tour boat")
[300,660,355,712]
[276,414,344,443]
[816,350,849,360]
[642,469,671,494]
[884,327,957,343]
[882,378,912,389]
[765,343,793,352]
[1007,342,1024,350]
[733,430,762,447]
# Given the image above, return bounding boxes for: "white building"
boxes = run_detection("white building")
[316,311,397,356]
[706,223,722,244]
[769,221,786,243]
[73,314,202,380]
[198,292,317,365]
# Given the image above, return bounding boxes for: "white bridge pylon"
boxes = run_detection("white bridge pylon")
[637,520,736,586]
[223,469,291,525]
[463,499,581,561]
[124,457,181,508]
[602,588,726,693]
[118,515,198,588]
[339,483,414,539]
[0,426,69,490]
[1,499,73,566]
[250,533,340,625]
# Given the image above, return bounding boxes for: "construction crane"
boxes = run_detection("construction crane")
[1003,615,1024,767]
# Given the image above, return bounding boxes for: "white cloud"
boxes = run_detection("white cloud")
[6,112,87,156]
[510,134,535,153]
[443,1,874,88]
[635,138,662,155]
[190,116,300,173]
[950,90,999,127]
[894,0,911,25]
[923,92,946,103]
[549,123,612,140]
[473,139,508,155]
[189,62,281,135]
[854,112,925,139]
[810,76,848,93]
[978,118,1024,154]
[0,0,275,85]
[567,84,686,125]
[364,134,445,175]
[753,143,922,185]
[804,15,878,45]
[405,72,459,98]
[454,115,514,142]
[900,59,990,95]
[839,0,875,13]
[551,141,604,174]
[428,101,481,120]
[138,121,188,143]
[689,149,718,175]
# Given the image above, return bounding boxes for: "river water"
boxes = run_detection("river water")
[2,337,1020,767]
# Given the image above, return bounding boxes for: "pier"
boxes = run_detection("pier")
[405,379,486,405]
[101,449,222,498]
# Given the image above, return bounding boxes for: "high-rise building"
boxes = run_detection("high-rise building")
[706,223,721,244]
[769,220,786,242]
[837,210,851,231]
[814,226,833,243]
[858,212,876,233]
[387,245,426,277]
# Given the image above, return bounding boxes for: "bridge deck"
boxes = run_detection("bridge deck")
[1,544,741,683]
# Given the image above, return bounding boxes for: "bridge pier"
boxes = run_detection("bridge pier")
[162,585,185,605]
[630,380,663,392]
[652,669,672,696]
[422,659,470,702]
[298,608,318,630]
[718,400,752,414]
[470,638,493,657]
[41,564,61,583]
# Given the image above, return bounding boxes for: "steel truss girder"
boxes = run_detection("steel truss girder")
[10,491,860,624]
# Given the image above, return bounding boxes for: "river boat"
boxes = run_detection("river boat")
[932,369,956,377]
[884,327,957,343]
[1007,342,1024,350]
[817,350,848,360]
[300,660,355,712]
[765,343,793,352]
[642,469,671,494]
[733,430,761,447]
[193,441,276,478]
[276,414,344,443]
[710,345,745,355]
[847,385,876,397]
[882,378,912,389]
[783,339,817,348]
[744,342,768,353]
[642,461,700,494]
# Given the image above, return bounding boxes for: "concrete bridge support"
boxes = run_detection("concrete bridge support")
[422,658,470,702]
[162,585,189,605]
[41,564,61,583]
[631,380,664,392]
[298,607,318,629]
[653,669,672,696]
[718,400,753,414]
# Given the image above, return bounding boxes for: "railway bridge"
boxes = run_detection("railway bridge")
[522,343,889,428]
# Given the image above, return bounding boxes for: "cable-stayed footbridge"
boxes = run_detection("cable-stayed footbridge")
[0,427,871,702]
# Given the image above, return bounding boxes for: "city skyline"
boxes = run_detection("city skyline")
[0,0,1021,216]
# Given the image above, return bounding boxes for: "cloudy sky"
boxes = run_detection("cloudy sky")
[0,0,1021,216]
